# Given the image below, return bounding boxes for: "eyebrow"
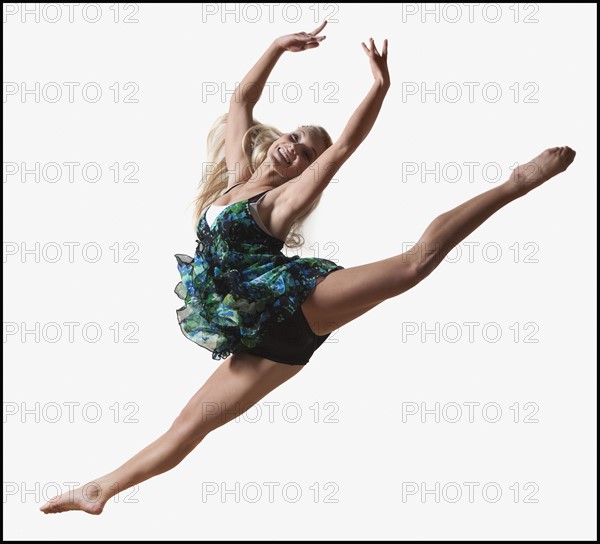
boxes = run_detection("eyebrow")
[300,130,317,160]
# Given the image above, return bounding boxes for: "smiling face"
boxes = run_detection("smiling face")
[267,127,329,179]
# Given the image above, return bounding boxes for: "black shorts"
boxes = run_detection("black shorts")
[242,305,331,365]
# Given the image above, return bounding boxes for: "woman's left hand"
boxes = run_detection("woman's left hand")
[274,20,328,53]
[361,38,390,86]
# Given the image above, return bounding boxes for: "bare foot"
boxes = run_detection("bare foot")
[508,146,576,195]
[39,482,107,515]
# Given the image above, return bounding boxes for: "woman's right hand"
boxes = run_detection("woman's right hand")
[274,20,328,53]
[361,38,390,86]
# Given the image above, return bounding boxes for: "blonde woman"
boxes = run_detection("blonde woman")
[41,21,575,514]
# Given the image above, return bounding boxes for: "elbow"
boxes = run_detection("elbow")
[334,140,358,159]
[229,84,258,109]
[229,91,244,107]
[229,94,254,112]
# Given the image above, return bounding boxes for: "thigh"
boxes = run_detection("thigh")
[301,254,420,336]
[178,353,304,435]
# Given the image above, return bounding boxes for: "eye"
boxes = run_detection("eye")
[292,133,309,160]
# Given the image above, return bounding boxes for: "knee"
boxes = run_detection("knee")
[398,252,431,289]
[413,257,436,283]
[402,244,440,284]
[168,411,210,446]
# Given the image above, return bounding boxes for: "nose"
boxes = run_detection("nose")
[285,144,297,159]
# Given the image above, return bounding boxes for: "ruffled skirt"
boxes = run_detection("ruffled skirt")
[174,253,344,361]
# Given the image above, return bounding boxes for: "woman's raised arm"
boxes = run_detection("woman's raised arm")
[280,38,390,216]
[338,38,389,154]
[225,21,328,182]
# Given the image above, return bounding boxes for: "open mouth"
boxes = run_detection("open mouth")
[278,147,292,166]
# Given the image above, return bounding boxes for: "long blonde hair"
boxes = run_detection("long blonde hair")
[191,113,333,249]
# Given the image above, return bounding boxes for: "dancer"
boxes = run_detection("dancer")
[41,21,575,514]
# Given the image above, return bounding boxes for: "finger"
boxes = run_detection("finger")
[382,39,388,60]
[302,37,325,49]
[361,42,370,54]
[303,41,321,50]
[309,20,327,36]
[370,38,379,56]
[302,32,326,42]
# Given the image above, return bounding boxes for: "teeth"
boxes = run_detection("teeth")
[278,147,291,165]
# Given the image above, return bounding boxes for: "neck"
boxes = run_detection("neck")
[248,161,288,189]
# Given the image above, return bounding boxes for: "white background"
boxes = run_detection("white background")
[3,2,597,540]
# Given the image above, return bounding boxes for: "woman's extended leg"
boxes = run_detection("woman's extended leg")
[40,353,303,515]
[302,146,576,335]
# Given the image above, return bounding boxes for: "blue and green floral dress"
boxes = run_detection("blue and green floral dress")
[174,187,344,361]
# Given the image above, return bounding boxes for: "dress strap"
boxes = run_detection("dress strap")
[222,182,245,195]
[248,188,273,203]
